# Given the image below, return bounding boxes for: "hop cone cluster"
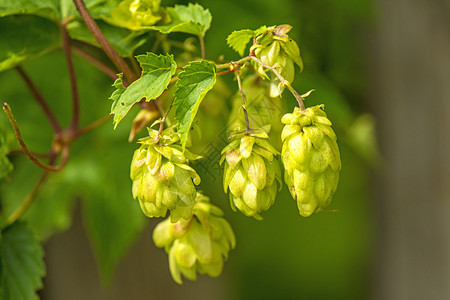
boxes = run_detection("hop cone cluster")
[130,127,201,222]
[221,130,282,219]
[153,193,236,284]
[281,105,341,217]
[252,25,303,97]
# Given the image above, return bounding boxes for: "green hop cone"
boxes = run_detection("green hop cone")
[281,105,341,217]
[130,126,201,222]
[220,130,282,220]
[252,25,303,97]
[153,192,236,284]
[107,0,162,30]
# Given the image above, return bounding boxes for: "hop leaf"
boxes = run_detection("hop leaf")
[226,26,267,56]
[281,105,341,217]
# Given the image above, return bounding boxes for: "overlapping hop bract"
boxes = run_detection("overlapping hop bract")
[130,126,201,222]
[251,25,303,97]
[221,130,282,219]
[281,105,341,217]
[153,193,236,284]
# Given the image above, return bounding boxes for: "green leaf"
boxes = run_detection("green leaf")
[71,145,145,281]
[150,3,212,37]
[174,60,216,150]
[0,122,14,180]
[110,52,176,128]
[0,0,60,20]
[66,19,148,57]
[227,26,267,56]
[0,15,61,72]
[0,222,45,300]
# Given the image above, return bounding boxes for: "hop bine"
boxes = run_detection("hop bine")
[153,193,236,284]
[130,126,201,222]
[221,129,282,219]
[251,24,303,98]
[281,105,341,217]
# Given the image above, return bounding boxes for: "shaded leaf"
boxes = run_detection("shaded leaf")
[150,3,211,37]
[66,19,148,58]
[174,60,216,150]
[0,15,60,72]
[0,222,45,300]
[110,53,176,128]
[0,0,60,20]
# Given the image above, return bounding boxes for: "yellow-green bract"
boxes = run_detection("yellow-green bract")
[130,127,201,222]
[221,130,282,219]
[153,193,236,284]
[281,105,341,217]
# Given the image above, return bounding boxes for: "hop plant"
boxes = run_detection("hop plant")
[221,130,282,219]
[130,126,201,222]
[281,105,341,217]
[251,25,303,97]
[153,193,236,284]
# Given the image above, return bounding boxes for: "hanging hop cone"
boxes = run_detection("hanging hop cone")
[130,126,201,222]
[220,130,282,220]
[281,105,341,217]
[153,192,236,284]
[251,24,303,98]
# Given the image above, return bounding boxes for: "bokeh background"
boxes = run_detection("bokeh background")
[0,0,449,299]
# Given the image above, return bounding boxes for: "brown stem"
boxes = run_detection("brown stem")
[72,0,137,83]
[216,69,235,77]
[71,46,118,80]
[155,100,174,142]
[2,103,68,172]
[250,56,305,110]
[215,56,252,69]
[74,114,112,137]
[198,35,206,60]
[234,63,251,133]
[15,67,62,134]
[62,19,80,129]
[4,148,67,225]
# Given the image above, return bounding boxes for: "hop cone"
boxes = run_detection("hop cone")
[221,130,282,219]
[153,193,236,284]
[281,105,341,217]
[252,25,303,97]
[130,127,201,222]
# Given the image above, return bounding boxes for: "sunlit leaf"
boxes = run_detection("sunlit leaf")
[150,3,212,37]
[226,26,267,56]
[110,52,176,128]
[174,60,216,150]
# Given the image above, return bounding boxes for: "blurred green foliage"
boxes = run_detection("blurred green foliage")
[0,0,375,299]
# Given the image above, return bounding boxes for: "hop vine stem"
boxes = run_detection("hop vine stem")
[15,66,62,134]
[233,63,251,133]
[250,56,306,111]
[62,19,80,130]
[2,103,69,172]
[71,46,118,80]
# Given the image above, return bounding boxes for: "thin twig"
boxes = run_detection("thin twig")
[71,46,118,80]
[6,169,50,225]
[72,0,137,83]
[4,149,66,225]
[155,99,174,142]
[74,114,112,137]
[250,56,305,110]
[216,69,235,77]
[215,56,252,69]
[15,67,62,134]
[198,35,206,60]
[2,103,68,172]
[233,63,251,133]
[62,19,80,130]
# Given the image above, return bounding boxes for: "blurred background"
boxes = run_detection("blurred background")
[0,0,449,299]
